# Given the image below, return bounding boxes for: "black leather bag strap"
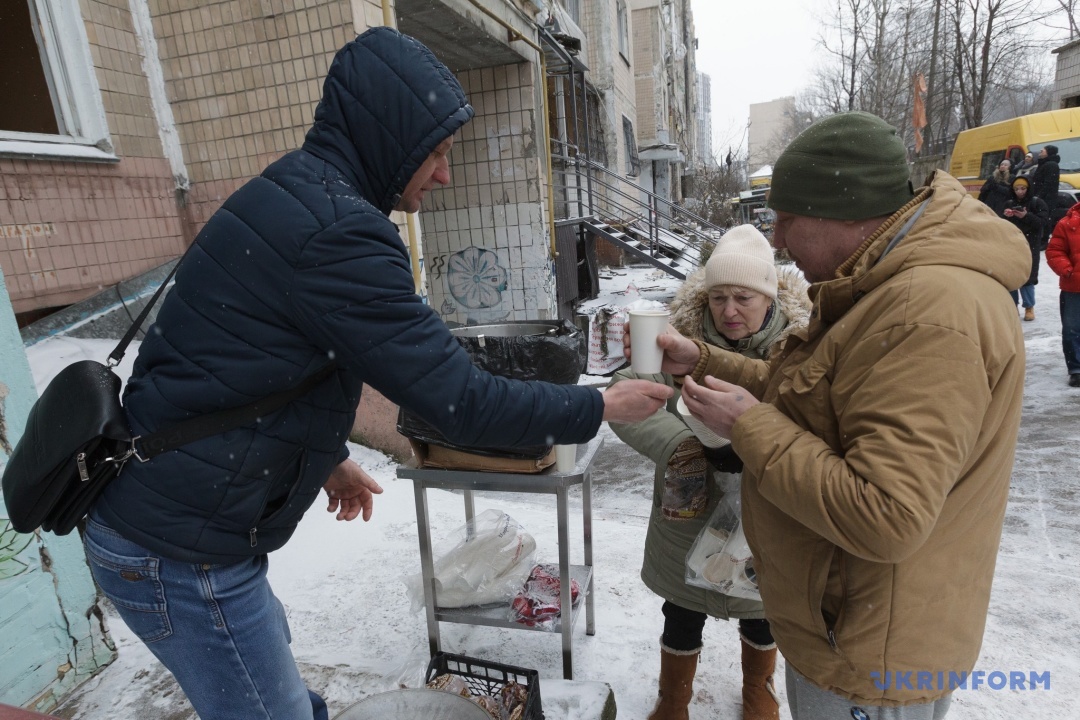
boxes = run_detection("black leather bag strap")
[132,362,338,460]
[100,246,339,463]
[107,255,186,367]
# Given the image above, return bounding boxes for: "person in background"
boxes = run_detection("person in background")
[81,27,671,720]
[632,112,1029,720]
[1032,145,1062,248]
[1003,175,1049,320]
[978,158,1012,217]
[1045,200,1080,386]
[1015,151,1037,175]
[609,226,810,720]
[1049,190,1078,237]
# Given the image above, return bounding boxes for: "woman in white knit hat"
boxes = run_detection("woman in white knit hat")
[608,225,810,720]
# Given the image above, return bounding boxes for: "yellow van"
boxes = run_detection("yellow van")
[948,108,1080,195]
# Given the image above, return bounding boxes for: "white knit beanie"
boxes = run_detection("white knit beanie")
[704,225,778,299]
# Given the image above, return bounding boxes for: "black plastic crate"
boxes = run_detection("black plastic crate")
[425,651,543,720]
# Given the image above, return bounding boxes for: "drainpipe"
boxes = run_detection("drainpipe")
[540,54,558,257]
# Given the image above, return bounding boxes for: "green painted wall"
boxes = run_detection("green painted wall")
[0,267,115,711]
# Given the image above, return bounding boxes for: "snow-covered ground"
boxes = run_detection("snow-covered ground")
[29,260,1080,719]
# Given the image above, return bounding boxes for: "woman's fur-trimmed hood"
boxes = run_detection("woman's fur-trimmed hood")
[669,263,811,350]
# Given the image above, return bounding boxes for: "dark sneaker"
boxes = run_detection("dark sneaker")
[1070,375,1080,388]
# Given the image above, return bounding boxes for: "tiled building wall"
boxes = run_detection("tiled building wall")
[419,63,556,325]
[0,158,186,315]
[1055,45,1080,106]
[147,0,358,227]
[0,0,187,316]
[633,8,659,143]
[612,19,638,176]
[583,0,638,178]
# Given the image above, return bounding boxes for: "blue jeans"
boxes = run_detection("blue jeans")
[1010,284,1036,308]
[1061,291,1080,375]
[84,514,328,720]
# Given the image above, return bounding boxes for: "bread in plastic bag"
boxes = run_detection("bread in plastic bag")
[405,509,537,610]
[685,473,760,600]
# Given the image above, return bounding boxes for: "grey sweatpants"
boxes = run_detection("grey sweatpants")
[786,665,952,720]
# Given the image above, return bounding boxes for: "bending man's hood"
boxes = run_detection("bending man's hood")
[302,26,474,214]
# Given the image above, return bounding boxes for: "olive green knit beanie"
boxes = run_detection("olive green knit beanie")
[768,111,914,220]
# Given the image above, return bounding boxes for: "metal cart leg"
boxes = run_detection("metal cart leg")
[463,489,476,539]
[413,483,442,658]
[556,485,573,679]
[583,467,595,636]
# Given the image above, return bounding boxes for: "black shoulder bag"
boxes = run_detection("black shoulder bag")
[2,259,335,536]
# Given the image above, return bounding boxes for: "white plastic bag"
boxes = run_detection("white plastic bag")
[685,474,760,600]
[405,509,537,610]
[586,306,628,375]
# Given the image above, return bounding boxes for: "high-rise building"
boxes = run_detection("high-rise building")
[696,71,714,167]
[747,96,796,172]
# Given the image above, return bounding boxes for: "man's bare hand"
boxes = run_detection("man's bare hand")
[681,375,760,439]
[602,379,674,424]
[622,323,701,375]
[324,459,384,522]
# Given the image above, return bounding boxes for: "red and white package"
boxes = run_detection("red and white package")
[510,564,581,627]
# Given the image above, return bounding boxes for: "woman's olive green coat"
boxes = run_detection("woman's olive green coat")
[608,265,810,619]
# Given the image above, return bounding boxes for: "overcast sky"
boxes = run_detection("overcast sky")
[692,0,822,162]
[689,0,1075,163]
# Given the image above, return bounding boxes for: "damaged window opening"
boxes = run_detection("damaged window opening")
[0,0,113,160]
[0,0,61,134]
[560,0,581,26]
[617,0,630,63]
[623,116,641,177]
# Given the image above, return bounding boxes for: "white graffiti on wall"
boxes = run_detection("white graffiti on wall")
[446,246,508,309]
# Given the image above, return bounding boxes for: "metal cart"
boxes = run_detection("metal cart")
[397,436,603,679]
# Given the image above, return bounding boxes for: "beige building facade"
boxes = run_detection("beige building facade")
[1053,38,1080,109]
[747,95,795,173]
[1,0,380,323]
[629,0,697,215]
[2,0,643,329]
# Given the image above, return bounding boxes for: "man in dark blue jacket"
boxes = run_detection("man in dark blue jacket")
[83,27,670,719]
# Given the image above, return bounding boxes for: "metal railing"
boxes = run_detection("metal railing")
[550,140,726,267]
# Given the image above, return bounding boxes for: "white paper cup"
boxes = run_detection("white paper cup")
[555,444,577,473]
[628,310,670,374]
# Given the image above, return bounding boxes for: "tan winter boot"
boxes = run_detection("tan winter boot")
[647,640,701,720]
[1024,307,1035,321]
[741,638,780,720]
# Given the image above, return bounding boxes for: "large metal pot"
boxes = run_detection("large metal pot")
[334,688,490,720]
[397,319,587,460]
[448,319,585,385]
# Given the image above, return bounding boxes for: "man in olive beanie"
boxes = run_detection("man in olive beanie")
[768,111,913,221]
[643,111,1031,719]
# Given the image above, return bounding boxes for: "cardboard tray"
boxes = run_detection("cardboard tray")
[407,438,556,474]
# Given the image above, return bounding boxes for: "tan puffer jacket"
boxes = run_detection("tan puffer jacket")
[689,172,1030,704]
